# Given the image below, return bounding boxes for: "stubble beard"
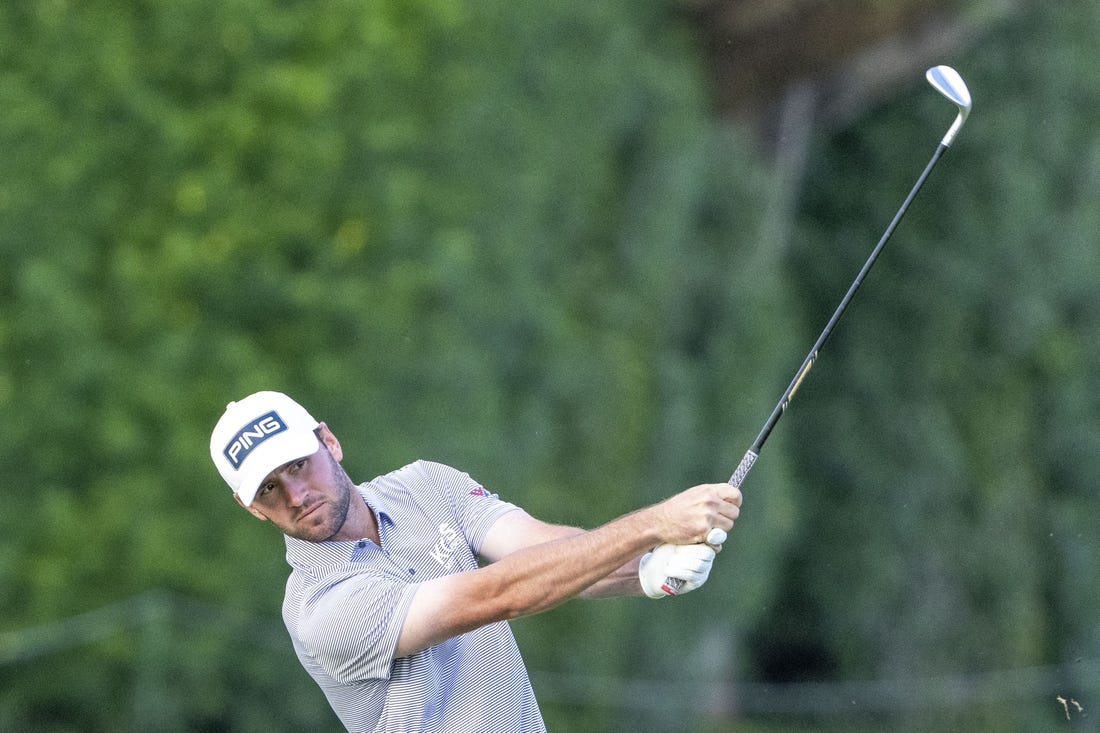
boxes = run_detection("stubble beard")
[285,452,354,543]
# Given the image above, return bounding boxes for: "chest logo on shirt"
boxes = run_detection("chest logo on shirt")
[429,522,462,570]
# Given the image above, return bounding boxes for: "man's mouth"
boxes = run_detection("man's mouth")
[300,502,324,520]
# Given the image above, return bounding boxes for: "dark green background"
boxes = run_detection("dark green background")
[3,1,1098,730]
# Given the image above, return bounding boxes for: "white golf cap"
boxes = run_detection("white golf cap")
[210,391,321,506]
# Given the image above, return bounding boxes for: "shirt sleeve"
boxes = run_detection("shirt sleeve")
[416,460,519,554]
[295,568,419,684]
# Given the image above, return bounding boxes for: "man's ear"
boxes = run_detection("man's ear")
[234,493,268,521]
[317,421,343,462]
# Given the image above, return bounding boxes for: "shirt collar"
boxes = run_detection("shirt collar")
[363,482,395,529]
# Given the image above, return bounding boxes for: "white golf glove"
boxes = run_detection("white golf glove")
[638,543,716,599]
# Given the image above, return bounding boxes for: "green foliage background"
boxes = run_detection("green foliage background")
[1,0,1098,730]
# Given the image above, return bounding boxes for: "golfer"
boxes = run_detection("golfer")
[211,391,741,732]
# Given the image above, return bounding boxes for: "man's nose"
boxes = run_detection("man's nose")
[283,476,310,506]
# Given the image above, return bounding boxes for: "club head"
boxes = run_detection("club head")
[926,65,972,147]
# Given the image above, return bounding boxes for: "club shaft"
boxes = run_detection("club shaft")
[731,141,948,487]
[663,141,954,595]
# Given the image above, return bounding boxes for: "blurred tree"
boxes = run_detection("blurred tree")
[0,0,790,730]
[5,0,1096,729]
[746,0,1100,729]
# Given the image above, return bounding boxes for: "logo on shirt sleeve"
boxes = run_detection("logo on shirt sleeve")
[468,486,491,497]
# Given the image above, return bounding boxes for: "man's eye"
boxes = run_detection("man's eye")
[258,483,275,497]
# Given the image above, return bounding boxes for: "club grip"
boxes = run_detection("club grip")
[660,449,758,595]
[728,449,758,489]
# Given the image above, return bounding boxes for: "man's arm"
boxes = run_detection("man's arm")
[478,509,642,598]
[395,482,740,658]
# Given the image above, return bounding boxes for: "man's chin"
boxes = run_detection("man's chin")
[285,515,339,543]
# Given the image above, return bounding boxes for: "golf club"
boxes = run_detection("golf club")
[663,65,971,593]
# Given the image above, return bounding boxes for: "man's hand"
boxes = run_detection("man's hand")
[638,543,716,598]
[649,483,741,547]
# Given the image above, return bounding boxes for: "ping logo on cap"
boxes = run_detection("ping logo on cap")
[223,411,287,469]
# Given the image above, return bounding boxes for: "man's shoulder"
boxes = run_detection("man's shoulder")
[374,459,456,482]
[283,559,402,626]
[369,460,471,498]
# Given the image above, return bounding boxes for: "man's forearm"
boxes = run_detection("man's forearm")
[515,523,644,599]
[481,508,658,618]
[578,557,644,598]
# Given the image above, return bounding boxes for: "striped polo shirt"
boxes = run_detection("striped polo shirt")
[281,460,547,733]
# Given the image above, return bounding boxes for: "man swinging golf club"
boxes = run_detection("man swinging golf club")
[211,391,740,732]
[211,63,970,733]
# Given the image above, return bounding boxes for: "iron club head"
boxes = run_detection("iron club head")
[926,65,972,147]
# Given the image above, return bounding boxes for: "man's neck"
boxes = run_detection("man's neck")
[331,489,381,544]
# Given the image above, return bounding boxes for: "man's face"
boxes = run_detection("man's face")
[247,436,355,542]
